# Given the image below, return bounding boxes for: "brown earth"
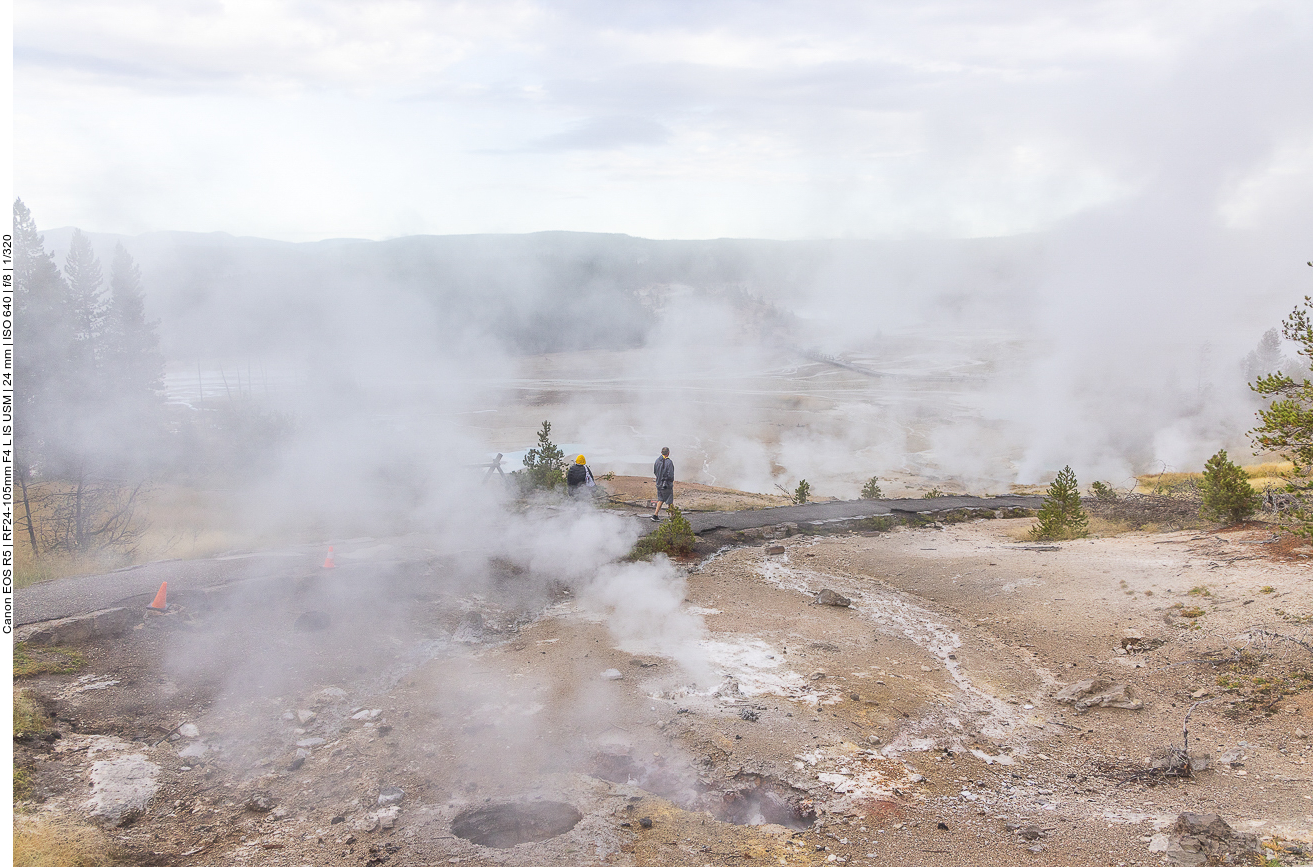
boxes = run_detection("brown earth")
[599,475,799,511]
[13,517,1313,866]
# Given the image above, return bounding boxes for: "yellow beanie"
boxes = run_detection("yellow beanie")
[576,455,586,464]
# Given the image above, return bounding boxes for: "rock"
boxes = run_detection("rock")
[296,709,317,724]
[1053,677,1143,711]
[867,735,881,745]
[375,806,400,830]
[639,817,653,829]
[85,754,160,826]
[19,607,142,646]
[739,708,759,722]
[814,589,851,607]
[601,669,623,680]
[1162,813,1261,866]
[453,611,484,643]
[765,545,786,555]
[246,791,277,812]
[1295,728,1308,739]
[294,611,331,632]
[178,723,200,738]
[311,687,348,706]
[296,737,326,748]
[810,670,827,681]
[177,742,208,759]
[1015,825,1044,841]
[378,786,404,806]
[1172,813,1233,840]
[1148,834,1170,853]
[1190,688,1210,699]
[351,709,383,721]
[288,756,305,771]
[353,814,380,833]
[1218,747,1246,767]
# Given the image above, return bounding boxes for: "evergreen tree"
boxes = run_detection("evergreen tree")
[13,199,77,471]
[859,476,883,499]
[104,243,165,406]
[1199,449,1260,524]
[63,229,105,352]
[1030,466,1089,540]
[522,420,565,489]
[1244,328,1289,382]
[1250,293,1313,536]
[793,479,810,504]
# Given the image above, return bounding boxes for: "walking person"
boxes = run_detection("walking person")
[567,454,595,499]
[652,447,674,521]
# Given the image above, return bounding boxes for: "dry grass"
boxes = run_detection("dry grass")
[1132,461,1295,495]
[13,690,48,738]
[13,815,119,867]
[15,482,262,587]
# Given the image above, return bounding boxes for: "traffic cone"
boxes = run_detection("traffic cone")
[322,546,335,569]
[147,582,168,611]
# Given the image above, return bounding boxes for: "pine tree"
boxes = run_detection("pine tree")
[104,243,165,406]
[1199,449,1260,524]
[793,479,810,504]
[522,420,565,489]
[859,476,883,499]
[1250,293,1313,536]
[13,199,77,470]
[1030,466,1089,540]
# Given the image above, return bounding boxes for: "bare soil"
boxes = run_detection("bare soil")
[13,518,1313,866]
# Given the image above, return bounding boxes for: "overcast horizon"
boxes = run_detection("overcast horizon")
[16,1,1313,244]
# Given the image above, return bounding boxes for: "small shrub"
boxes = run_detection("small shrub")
[859,477,883,499]
[1179,606,1206,618]
[1260,586,1275,594]
[1199,449,1261,523]
[858,516,898,532]
[1090,481,1119,502]
[1187,585,1212,597]
[924,488,946,498]
[793,480,811,505]
[1030,466,1089,540]
[629,505,696,559]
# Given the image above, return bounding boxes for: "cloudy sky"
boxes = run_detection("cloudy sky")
[14,0,1313,242]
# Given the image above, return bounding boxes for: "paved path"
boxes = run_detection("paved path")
[682,494,1043,534]
[15,496,1043,627]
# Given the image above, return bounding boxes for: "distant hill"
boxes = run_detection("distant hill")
[37,228,1042,361]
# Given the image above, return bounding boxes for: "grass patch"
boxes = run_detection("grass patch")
[14,765,33,800]
[14,644,86,678]
[1187,585,1212,597]
[1261,586,1275,594]
[1179,606,1206,618]
[14,690,49,738]
[14,814,119,867]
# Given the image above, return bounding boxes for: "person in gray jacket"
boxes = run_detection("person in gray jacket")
[652,447,674,521]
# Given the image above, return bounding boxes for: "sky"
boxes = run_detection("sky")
[15,0,1313,242]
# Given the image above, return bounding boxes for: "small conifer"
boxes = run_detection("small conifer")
[859,477,883,499]
[1030,466,1089,540]
[1199,449,1260,524]
[793,480,811,505]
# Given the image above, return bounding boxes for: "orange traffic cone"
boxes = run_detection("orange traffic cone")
[322,546,335,569]
[147,582,168,611]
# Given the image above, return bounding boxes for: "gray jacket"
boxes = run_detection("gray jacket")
[653,456,674,488]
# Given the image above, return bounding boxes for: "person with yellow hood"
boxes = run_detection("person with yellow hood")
[566,454,595,498]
